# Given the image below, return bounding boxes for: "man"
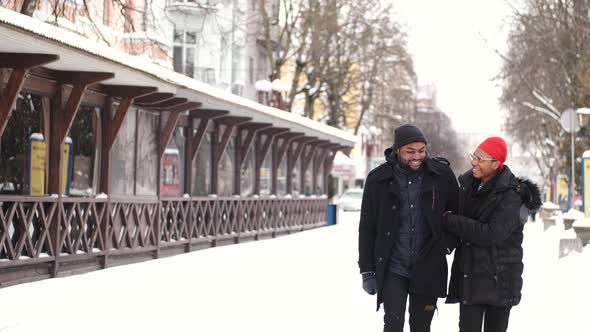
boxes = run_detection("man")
[442,137,541,332]
[358,124,459,332]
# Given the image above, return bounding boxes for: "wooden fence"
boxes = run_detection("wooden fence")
[0,196,328,287]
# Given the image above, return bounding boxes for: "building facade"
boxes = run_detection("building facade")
[2,0,277,101]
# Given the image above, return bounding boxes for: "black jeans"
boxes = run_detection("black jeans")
[382,272,437,332]
[459,303,511,332]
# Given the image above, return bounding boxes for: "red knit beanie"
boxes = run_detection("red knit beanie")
[478,137,507,170]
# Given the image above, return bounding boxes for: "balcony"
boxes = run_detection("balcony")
[166,0,221,17]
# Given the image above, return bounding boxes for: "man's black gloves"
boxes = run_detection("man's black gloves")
[361,272,377,295]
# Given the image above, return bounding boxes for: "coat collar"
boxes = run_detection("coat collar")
[459,165,517,194]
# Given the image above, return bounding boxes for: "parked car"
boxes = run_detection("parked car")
[335,188,363,211]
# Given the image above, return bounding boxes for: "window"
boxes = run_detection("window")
[302,145,313,196]
[291,143,300,196]
[276,155,287,196]
[220,35,231,84]
[232,83,244,96]
[67,105,100,196]
[259,144,272,196]
[173,29,198,78]
[240,143,255,197]
[257,53,267,80]
[276,137,287,196]
[110,108,159,196]
[111,108,136,195]
[304,167,313,196]
[192,130,211,196]
[218,135,235,196]
[0,93,43,195]
[161,127,185,196]
[315,162,324,195]
[202,68,216,85]
[135,110,158,195]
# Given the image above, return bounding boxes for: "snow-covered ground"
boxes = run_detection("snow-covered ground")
[0,211,588,331]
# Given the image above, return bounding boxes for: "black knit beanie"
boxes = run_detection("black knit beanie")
[393,124,427,150]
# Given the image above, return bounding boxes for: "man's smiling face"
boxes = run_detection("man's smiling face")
[397,142,426,171]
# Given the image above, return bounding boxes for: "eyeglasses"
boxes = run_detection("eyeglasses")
[468,153,496,163]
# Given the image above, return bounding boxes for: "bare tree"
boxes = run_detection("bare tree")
[499,0,590,189]
[353,11,409,135]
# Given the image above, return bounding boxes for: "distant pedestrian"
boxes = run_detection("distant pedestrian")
[358,124,459,332]
[442,137,541,332]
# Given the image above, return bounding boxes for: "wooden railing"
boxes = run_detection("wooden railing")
[0,195,328,287]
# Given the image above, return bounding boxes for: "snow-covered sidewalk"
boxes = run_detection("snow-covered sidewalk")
[0,211,587,331]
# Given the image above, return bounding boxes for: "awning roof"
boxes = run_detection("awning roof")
[0,7,358,148]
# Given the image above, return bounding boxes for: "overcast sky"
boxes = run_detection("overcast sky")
[393,0,515,135]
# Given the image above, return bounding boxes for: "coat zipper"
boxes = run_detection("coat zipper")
[431,185,436,210]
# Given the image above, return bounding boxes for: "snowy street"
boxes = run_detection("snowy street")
[0,211,588,331]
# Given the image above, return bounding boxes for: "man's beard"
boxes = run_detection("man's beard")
[398,156,423,171]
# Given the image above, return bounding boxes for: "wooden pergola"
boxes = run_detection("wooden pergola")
[0,8,357,287]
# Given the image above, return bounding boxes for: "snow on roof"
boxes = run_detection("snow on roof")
[333,151,356,167]
[30,133,44,140]
[164,148,180,155]
[0,8,358,147]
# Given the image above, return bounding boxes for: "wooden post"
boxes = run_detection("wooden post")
[286,137,316,195]
[253,128,288,195]
[184,110,229,195]
[312,142,331,195]
[47,71,114,276]
[234,122,272,195]
[48,87,64,277]
[210,116,251,194]
[271,132,303,195]
[299,140,320,195]
[183,114,195,195]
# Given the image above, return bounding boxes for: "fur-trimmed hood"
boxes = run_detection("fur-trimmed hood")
[516,177,542,212]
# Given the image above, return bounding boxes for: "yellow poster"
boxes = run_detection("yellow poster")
[62,142,70,194]
[29,139,46,196]
[556,175,569,210]
[584,159,590,217]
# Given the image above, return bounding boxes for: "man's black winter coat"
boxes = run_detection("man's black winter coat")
[358,151,459,308]
[444,166,525,307]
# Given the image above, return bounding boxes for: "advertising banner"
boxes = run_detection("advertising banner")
[28,134,46,196]
[555,175,569,212]
[62,138,73,195]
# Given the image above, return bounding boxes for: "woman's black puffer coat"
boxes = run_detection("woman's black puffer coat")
[443,165,541,307]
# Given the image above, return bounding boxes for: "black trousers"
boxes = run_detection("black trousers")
[382,272,437,332]
[459,303,511,332]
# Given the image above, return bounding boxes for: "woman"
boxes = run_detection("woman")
[442,137,541,332]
